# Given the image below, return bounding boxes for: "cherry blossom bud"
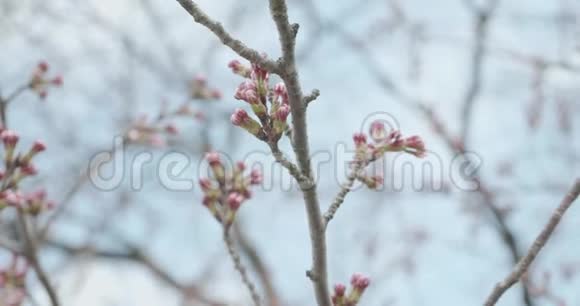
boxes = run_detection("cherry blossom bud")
[31,140,46,153]
[165,124,178,135]
[275,104,290,122]
[149,134,166,147]
[228,60,250,77]
[334,284,346,296]
[227,192,244,211]
[205,152,221,167]
[235,161,246,172]
[210,89,222,99]
[351,273,370,290]
[404,135,426,158]
[51,75,63,87]
[5,191,22,207]
[39,90,48,99]
[21,164,38,177]
[194,75,207,86]
[38,61,49,73]
[1,130,19,148]
[231,108,263,137]
[353,133,367,147]
[369,121,387,142]
[249,169,262,185]
[199,178,212,191]
[274,82,289,104]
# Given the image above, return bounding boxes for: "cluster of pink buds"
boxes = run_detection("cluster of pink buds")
[126,115,181,148]
[190,75,222,100]
[29,61,62,100]
[331,273,371,306]
[0,189,55,216]
[199,152,262,229]
[0,130,46,190]
[228,58,291,143]
[355,121,426,162]
[0,255,28,306]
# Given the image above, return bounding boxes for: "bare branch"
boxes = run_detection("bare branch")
[18,213,60,306]
[174,0,279,72]
[484,179,580,306]
[224,230,262,306]
[303,88,320,106]
[323,162,366,228]
[268,1,331,305]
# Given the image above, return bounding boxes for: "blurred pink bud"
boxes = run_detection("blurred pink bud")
[205,152,221,166]
[149,135,166,147]
[39,90,48,99]
[369,121,387,142]
[21,164,38,176]
[51,75,63,86]
[38,61,49,73]
[31,140,46,153]
[236,161,246,171]
[334,284,346,296]
[1,130,19,147]
[250,169,262,185]
[5,191,22,207]
[194,75,207,86]
[404,135,426,157]
[350,273,370,290]
[165,124,178,135]
[353,133,367,147]
[210,89,222,99]
[227,192,244,211]
[199,178,212,191]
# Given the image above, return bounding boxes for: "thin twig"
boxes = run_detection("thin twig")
[223,230,261,306]
[483,179,580,306]
[174,0,278,72]
[233,222,281,306]
[18,213,60,306]
[323,162,366,228]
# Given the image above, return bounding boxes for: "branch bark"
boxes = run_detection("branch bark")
[483,178,580,306]
[268,1,331,305]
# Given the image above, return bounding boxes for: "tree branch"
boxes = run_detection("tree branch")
[268,1,331,305]
[483,178,580,306]
[223,230,261,306]
[174,0,279,72]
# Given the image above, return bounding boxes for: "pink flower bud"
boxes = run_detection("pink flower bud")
[5,191,21,207]
[353,133,367,147]
[249,169,262,185]
[275,104,290,122]
[39,90,48,99]
[388,130,404,147]
[1,130,19,147]
[350,273,370,290]
[199,178,212,191]
[21,164,37,176]
[165,124,178,135]
[274,82,289,104]
[210,89,222,99]
[51,75,63,87]
[230,108,250,126]
[236,161,246,171]
[369,121,387,142]
[404,135,426,157]
[194,75,207,86]
[227,192,244,211]
[149,134,166,147]
[31,140,46,153]
[38,61,49,73]
[205,152,221,166]
[334,284,346,296]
